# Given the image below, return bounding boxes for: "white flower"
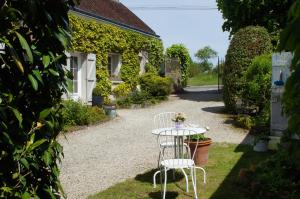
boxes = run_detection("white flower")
[205,126,210,131]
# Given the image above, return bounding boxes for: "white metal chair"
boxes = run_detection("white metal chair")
[153,112,176,166]
[153,112,191,189]
[157,129,206,199]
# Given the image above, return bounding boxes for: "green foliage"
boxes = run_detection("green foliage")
[195,46,218,72]
[69,14,164,97]
[61,100,107,127]
[280,0,300,136]
[190,134,210,141]
[139,73,172,97]
[223,26,272,113]
[92,85,103,96]
[235,115,255,129]
[166,44,191,86]
[112,83,132,98]
[216,0,295,43]
[188,72,220,86]
[0,0,76,197]
[241,54,272,116]
[188,61,202,77]
[239,141,300,198]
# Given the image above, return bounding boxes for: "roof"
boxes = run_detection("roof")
[73,0,159,37]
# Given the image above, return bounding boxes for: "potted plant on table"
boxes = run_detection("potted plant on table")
[92,86,103,106]
[172,112,186,128]
[188,127,212,166]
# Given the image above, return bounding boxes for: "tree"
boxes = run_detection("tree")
[280,0,300,136]
[0,0,76,197]
[195,46,217,72]
[223,26,272,113]
[216,0,295,42]
[166,44,191,87]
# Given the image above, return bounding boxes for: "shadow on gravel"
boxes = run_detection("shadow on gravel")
[201,106,226,114]
[177,88,222,102]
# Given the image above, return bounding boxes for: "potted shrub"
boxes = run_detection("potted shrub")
[92,86,103,106]
[188,133,212,166]
[103,99,117,118]
[253,133,270,152]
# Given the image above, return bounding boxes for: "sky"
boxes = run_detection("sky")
[120,0,230,65]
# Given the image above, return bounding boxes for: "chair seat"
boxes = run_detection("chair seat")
[161,159,194,169]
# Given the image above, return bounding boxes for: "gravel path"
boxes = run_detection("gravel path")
[59,87,252,199]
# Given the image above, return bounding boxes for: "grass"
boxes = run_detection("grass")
[88,143,271,199]
[188,73,221,86]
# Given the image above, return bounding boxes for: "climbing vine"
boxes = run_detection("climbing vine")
[166,44,191,87]
[69,14,164,97]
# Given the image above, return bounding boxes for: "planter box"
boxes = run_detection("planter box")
[188,138,212,166]
[92,96,103,106]
[253,139,268,152]
[103,105,117,118]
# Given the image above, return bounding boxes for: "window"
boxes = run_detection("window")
[107,54,121,81]
[70,56,79,93]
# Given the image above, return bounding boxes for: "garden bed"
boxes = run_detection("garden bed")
[61,100,110,132]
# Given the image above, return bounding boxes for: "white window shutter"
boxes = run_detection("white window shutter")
[86,53,96,104]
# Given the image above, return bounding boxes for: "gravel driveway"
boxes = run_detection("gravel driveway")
[59,87,252,199]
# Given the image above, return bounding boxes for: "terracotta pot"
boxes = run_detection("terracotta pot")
[188,138,212,166]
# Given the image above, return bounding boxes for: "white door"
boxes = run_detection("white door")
[69,53,81,101]
[86,53,96,105]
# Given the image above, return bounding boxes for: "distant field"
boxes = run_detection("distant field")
[188,73,221,86]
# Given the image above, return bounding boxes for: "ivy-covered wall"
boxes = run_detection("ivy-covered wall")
[69,13,164,97]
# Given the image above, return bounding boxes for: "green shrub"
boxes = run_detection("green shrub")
[241,54,272,116]
[92,84,103,96]
[223,26,272,113]
[0,1,75,197]
[61,100,106,127]
[139,73,172,97]
[239,142,300,198]
[116,90,166,108]
[235,115,255,129]
[113,83,132,98]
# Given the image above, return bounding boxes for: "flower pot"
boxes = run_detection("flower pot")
[188,138,212,166]
[253,139,268,152]
[92,95,103,106]
[103,105,117,118]
[175,122,184,129]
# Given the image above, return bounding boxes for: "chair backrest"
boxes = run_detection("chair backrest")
[153,112,176,129]
[157,129,199,164]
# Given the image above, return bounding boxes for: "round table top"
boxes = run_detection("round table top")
[152,127,206,136]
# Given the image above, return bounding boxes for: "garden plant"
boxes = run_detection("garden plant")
[223,26,272,113]
[0,0,76,197]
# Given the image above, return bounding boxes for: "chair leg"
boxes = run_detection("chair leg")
[194,166,206,184]
[157,151,161,168]
[191,167,198,199]
[163,167,167,199]
[180,168,189,193]
[153,170,161,188]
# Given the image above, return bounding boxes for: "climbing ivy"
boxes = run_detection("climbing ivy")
[69,14,164,97]
[166,44,191,87]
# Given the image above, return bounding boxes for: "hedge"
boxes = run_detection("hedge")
[223,26,272,113]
